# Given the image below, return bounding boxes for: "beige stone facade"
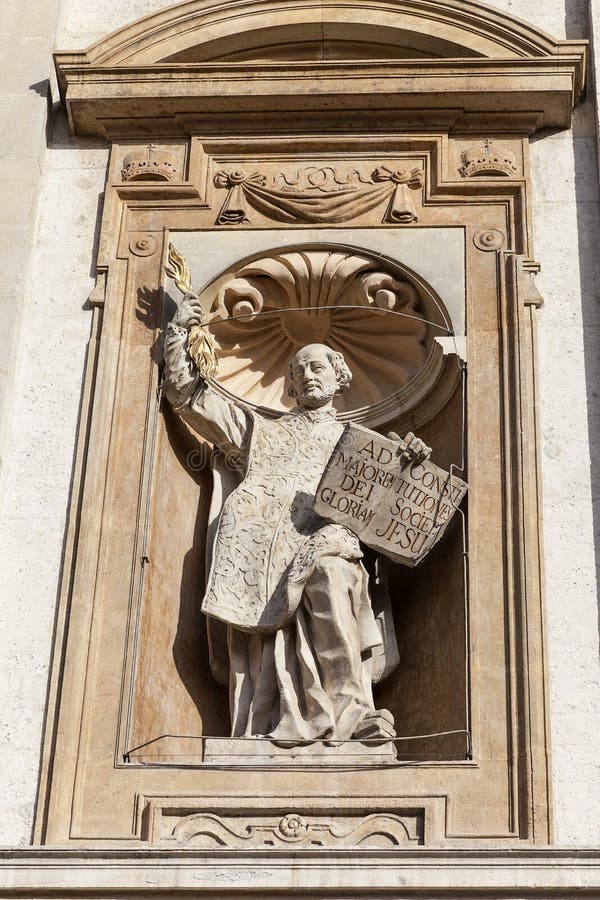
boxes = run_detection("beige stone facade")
[1,0,600,894]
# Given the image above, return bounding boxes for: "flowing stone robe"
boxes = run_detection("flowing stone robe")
[164,323,393,741]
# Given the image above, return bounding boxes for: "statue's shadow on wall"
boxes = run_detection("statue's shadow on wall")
[131,284,229,739]
[162,396,230,737]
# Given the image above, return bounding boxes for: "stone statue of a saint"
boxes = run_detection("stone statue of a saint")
[163,292,430,744]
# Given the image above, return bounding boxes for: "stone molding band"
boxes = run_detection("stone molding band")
[1,848,599,896]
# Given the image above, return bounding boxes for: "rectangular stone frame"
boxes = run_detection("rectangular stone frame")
[34,129,553,847]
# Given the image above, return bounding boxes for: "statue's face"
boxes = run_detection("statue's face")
[290,345,339,409]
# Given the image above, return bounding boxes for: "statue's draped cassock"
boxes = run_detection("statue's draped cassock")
[164,323,389,741]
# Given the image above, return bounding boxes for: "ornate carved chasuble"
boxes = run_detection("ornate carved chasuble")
[201,405,366,633]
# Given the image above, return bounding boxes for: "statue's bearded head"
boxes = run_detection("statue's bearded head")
[287,344,352,410]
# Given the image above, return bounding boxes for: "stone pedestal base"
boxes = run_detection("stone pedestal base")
[203,737,397,765]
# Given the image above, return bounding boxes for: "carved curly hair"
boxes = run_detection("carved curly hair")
[287,344,353,398]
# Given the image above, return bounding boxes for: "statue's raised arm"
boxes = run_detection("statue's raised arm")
[163,244,248,459]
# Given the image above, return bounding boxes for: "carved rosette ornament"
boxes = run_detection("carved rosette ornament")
[129,233,158,257]
[213,164,424,225]
[277,814,309,841]
[473,228,505,251]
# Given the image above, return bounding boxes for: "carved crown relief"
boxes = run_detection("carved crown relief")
[182,245,455,427]
[121,143,181,181]
[213,163,424,225]
[459,139,519,177]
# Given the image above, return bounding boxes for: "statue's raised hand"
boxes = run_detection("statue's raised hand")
[388,430,432,466]
[173,292,204,330]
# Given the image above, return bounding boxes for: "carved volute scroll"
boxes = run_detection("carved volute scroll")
[166,811,422,848]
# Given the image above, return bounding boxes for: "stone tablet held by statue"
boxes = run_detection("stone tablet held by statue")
[314,423,467,566]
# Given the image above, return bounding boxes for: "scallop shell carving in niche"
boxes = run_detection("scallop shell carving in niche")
[196,246,453,427]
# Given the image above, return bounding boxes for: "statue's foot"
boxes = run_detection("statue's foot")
[352,708,396,743]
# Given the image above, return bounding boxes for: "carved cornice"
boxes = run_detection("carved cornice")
[55,57,586,138]
[1,848,600,896]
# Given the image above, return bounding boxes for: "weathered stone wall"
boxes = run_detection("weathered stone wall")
[0,0,598,847]
[0,0,67,845]
[526,0,600,845]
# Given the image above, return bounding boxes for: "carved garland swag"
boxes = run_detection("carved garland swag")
[214,166,424,225]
